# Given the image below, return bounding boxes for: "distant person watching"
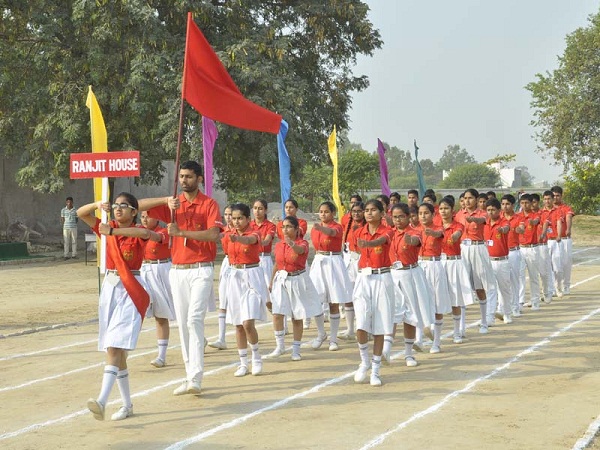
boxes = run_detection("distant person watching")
[61,196,78,260]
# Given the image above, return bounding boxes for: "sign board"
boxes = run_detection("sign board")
[70,151,141,179]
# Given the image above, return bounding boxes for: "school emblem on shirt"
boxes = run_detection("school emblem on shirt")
[242,245,249,253]
[496,233,501,239]
[123,249,134,261]
[373,246,383,254]
[323,238,331,246]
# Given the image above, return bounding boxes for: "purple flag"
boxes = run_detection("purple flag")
[202,117,218,196]
[377,138,391,196]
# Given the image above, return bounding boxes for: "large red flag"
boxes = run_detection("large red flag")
[182,12,282,134]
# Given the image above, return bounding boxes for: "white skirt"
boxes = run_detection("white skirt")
[343,250,361,283]
[391,266,434,328]
[442,258,475,307]
[217,255,230,310]
[352,272,396,335]
[98,274,145,351]
[141,261,175,320]
[270,270,323,319]
[259,254,274,287]
[225,266,269,325]
[461,243,494,291]
[419,259,452,315]
[310,254,352,304]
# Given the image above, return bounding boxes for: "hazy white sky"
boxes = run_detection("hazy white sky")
[347,0,600,184]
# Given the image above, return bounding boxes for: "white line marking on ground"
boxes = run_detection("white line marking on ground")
[573,247,595,255]
[357,273,600,450]
[572,413,600,450]
[574,257,600,266]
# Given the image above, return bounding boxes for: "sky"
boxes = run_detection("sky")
[347,0,600,185]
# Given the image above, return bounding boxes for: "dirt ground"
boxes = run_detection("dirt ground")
[1,245,600,449]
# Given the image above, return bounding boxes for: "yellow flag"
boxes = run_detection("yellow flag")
[327,125,345,217]
[86,86,109,269]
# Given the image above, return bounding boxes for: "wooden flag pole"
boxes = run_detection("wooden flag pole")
[170,98,186,248]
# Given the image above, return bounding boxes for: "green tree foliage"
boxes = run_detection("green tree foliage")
[438,163,500,189]
[526,11,600,169]
[0,1,382,193]
[435,144,477,172]
[338,148,379,197]
[563,163,600,214]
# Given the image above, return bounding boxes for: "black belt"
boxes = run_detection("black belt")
[490,256,509,261]
[509,246,520,251]
[445,255,461,260]
[288,269,306,277]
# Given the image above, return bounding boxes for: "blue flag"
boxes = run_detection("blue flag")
[278,120,291,218]
[414,140,427,199]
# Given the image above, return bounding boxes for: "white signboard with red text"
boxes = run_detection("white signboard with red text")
[70,151,141,179]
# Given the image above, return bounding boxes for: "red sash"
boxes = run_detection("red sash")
[107,235,149,320]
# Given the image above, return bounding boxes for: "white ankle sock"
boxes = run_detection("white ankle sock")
[345,307,355,334]
[329,313,340,343]
[157,339,168,361]
[358,342,369,366]
[479,300,488,326]
[404,338,414,357]
[460,306,466,331]
[383,335,393,355]
[218,312,226,342]
[97,365,119,405]
[250,342,260,360]
[314,314,326,337]
[292,340,301,356]
[116,369,132,408]
[274,330,285,350]
[238,349,248,367]
[372,355,382,376]
[434,320,443,346]
[453,315,461,336]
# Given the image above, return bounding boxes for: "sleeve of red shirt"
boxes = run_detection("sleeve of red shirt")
[206,199,222,229]
[147,204,172,224]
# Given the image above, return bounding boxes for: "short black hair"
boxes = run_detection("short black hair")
[180,160,203,176]
[485,198,501,209]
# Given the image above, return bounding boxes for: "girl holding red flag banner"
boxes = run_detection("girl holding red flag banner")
[78,193,161,422]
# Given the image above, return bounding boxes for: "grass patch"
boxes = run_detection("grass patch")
[572,215,600,247]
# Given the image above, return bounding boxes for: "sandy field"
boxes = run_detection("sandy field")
[1,246,600,449]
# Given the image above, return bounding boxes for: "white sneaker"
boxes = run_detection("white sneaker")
[268,347,285,358]
[453,335,463,344]
[413,341,424,353]
[460,329,467,338]
[479,324,489,334]
[303,318,311,329]
[187,379,201,394]
[87,398,105,421]
[513,310,522,317]
[354,364,370,383]
[503,314,513,324]
[208,340,227,350]
[111,405,133,421]
[311,334,328,349]
[173,381,189,395]
[338,330,356,341]
[291,353,302,361]
[328,342,339,351]
[430,344,441,354]
[531,304,540,311]
[405,355,418,367]
[234,365,248,377]
[370,373,382,387]
[487,317,496,327]
[150,357,165,368]
[251,359,263,375]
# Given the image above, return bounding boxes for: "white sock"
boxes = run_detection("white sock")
[416,326,424,343]
[292,340,301,356]
[157,339,168,361]
[453,315,461,337]
[404,338,414,358]
[479,300,488,326]
[97,365,119,405]
[218,312,226,342]
[314,314,326,338]
[434,320,443,347]
[250,342,261,361]
[345,307,355,334]
[460,306,466,332]
[372,355,382,376]
[274,330,285,350]
[358,342,369,366]
[238,349,248,367]
[116,369,132,408]
[383,335,393,355]
[329,313,340,344]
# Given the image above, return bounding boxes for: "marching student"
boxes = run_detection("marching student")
[541,191,564,297]
[276,199,308,239]
[390,192,402,206]
[408,205,420,229]
[388,203,433,365]
[79,193,161,421]
[376,194,393,226]
[268,216,323,360]
[417,203,451,353]
[406,189,419,209]
[140,211,175,368]
[455,189,494,333]
[483,199,513,324]
[439,196,473,343]
[551,186,575,294]
[309,201,352,351]
[516,194,544,310]
[477,193,488,211]
[252,199,276,287]
[501,194,525,316]
[225,203,269,377]
[208,205,234,350]
[351,199,395,386]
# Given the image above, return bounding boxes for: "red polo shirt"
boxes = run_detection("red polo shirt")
[540,208,561,241]
[92,218,147,270]
[484,217,509,257]
[456,209,486,240]
[143,226,170,260]
[274,238,309,272]
[389,226,421,265]
[276,218,308,240]
[148,192,221,264]
[311,221,343,252]
[346,220,366,252]
[442,221,463,256]
[419,225,444,257]
[353,222,393,269]
[228,227,261,265]
[502,213,521,249]
[251,219,276,253]
[556,203,574,237]
[516,211,541,246]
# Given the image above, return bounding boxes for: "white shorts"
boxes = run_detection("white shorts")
[270,270,323,320]
[98,274,145,351]
[352,271,396,335]
[141,261,175,320]
[391,266,434,328]
[225,266,269,325]
[310,254,352,304]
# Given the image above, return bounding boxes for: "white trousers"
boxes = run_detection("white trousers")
[490,259,512,316]
[547,239,564,291]
[169,266,214,382]
[562,237,573,290]
[520,247,540,306]
[537,244,553,298]
[63,228,77,257]
[508,249,523,313]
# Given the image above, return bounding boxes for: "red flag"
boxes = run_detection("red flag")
[182,12,282,134]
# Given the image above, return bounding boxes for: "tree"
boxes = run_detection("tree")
[293,164,331,211]
[526,11,600,169]
[0,1,382,194]
[515,165,535,187]
[484,153,516,169]
[438,164,500,189]
[337,148,379,197]
[435,145,477,172]
[563,163,600,214]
